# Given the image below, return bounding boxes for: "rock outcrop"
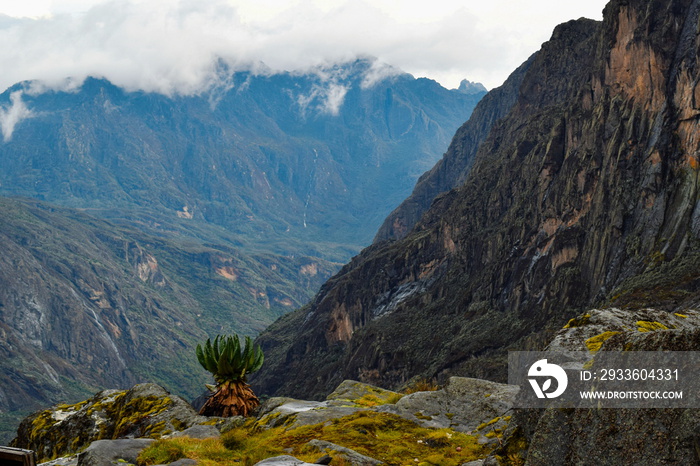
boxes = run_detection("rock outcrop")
[11,379,515,465]
[253,0,700,402]
[10,383,207,462]
[487,309,700,465]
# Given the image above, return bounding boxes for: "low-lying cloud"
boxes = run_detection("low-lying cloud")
[0,0,607,96]
[0,91,33,141]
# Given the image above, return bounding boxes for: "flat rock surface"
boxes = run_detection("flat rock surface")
[253,456,318,466]
[77,438,154,466]
[545,308,700,354]
[379,377,518,434]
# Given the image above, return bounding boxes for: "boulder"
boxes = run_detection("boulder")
[379,377,518,436]
[76,438,154,466]
[11,383,206,461]
[490,320,700,465]
[306,439,382,465]
[253,456,318,466]
[168,424,221,439]
[325,380,402,408]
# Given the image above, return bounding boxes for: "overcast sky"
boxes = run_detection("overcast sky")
[0,0,609,95]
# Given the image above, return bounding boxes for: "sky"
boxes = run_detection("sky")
[0,0,609,96]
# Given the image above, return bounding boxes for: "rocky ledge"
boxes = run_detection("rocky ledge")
[10,308,698,465]
[9,378,518,466]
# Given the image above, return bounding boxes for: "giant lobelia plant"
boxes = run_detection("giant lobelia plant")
[196,334,264,417]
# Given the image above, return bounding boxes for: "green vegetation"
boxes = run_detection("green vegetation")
[138,411,487,466]
[196,335,264,417]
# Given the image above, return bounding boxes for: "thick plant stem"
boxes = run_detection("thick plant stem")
[199,380,260,417]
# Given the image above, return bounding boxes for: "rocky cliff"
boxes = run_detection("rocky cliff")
[253,0,700,400]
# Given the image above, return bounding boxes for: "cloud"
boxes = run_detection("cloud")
[0,0,608,96]
[0,91,33,141]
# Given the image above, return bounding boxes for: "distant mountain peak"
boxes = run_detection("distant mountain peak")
[456,79,487,95]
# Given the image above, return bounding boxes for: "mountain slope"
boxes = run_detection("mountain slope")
[253,0,700,400]
[0,197,337,441]
[374,55,535,242]
[0,59,484,252]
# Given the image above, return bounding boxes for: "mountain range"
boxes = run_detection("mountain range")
[0,59,484,254]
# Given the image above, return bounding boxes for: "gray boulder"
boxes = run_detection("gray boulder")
[253,456,317,466]
[76,439,154,466]
[379,377,518,434]
[168,424,221,439]
[545,308,700,354]
[306,439,382,465]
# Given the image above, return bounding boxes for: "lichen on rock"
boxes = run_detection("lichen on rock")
[10,383,207,461]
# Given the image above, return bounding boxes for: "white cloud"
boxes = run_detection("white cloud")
[0,91,34,141]
[0,0,608,96]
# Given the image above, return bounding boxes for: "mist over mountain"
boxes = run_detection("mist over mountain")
[0,58,484,254]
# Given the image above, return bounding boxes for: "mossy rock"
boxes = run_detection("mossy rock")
[10,383,205,461]
[325,380,403,407]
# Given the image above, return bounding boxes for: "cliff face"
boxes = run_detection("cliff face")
[253,0,700,400]
[374,55,535,242]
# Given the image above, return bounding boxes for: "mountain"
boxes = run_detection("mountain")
[374,56,536,242]
[252,0,700,401]
[0,59,485,253]
[0,196,337,442]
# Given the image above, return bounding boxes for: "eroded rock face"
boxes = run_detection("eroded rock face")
[10,383,205,462]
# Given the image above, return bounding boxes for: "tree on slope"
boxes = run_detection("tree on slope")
[196,334,264,417]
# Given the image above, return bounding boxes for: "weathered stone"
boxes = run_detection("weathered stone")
[76,439,154,466]
[253,456,317,466]
[325,380,401,408]
[255,398,361,430]
[306,439,382,465]
[546,308,700,354]
[379,377,518,435]
[12,383,205,461]
[168,424,220,439]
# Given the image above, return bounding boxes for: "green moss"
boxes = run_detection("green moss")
[563,314,591,329]
[140,411,489,465]
[475,417,501,432]
[636,321,669,332]
[354,391,404,407]
[138,439,186,465]
[414,412,433,421]
[584,331,621,353]
[494,426,528,466]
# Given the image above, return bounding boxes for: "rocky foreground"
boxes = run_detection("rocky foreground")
[9,307,700,465]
